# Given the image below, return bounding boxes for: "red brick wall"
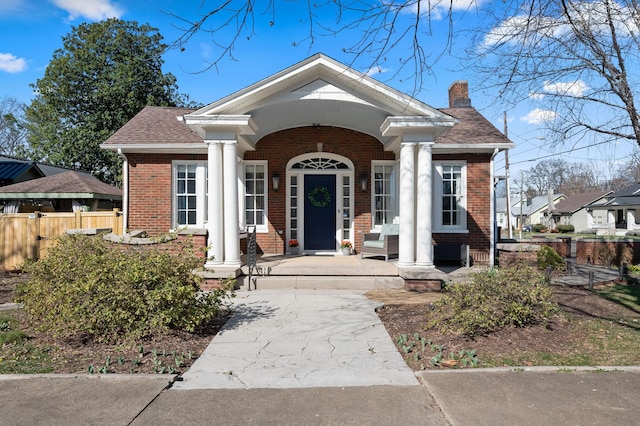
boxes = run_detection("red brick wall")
[432,153,492,264]
[576,239,638,266]
[126,153,206,235]
[125,128,494,260]
[246,126,394,254]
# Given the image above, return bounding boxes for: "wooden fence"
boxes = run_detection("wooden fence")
[0,209,123,271]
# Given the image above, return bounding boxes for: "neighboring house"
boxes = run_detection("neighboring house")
[550,190,611,231]
[0,155,71,187]
[585,182,640,235]
[496,196,519,236]
[512,194,566,229]
[0,171,122,213]
[101,54,513,273]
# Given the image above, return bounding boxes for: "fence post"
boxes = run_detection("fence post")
[74,210,82,229]
[113,208,122,235]
[27,211,41,262]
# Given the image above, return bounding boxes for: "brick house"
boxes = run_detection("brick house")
[102,54,513,275]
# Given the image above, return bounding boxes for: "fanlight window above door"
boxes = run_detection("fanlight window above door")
[291,157,349,170]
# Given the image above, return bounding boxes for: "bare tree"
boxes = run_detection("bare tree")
[164,1,477,94]
[471,0,640,149]
[516,159,599,196]
[0,96,27,156]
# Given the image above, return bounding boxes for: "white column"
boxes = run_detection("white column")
[398,142,416,267]
[223,141,241,266]
[205,141,224,268]
[586,209,594,230]
[627,209,635,230]
[416,142,434,267]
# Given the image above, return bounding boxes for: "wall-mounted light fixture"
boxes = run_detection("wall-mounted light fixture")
[272,173,280,191]
[360,173,368,192]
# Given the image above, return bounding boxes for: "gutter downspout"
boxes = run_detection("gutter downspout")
[117,148,128,233]
[490,148,498,267]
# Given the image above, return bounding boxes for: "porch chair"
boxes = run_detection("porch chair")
[360,223,399,261]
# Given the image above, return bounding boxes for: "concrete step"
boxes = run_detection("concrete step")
[237,275,405,290]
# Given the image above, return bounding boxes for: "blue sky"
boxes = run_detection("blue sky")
[0,0,635,181]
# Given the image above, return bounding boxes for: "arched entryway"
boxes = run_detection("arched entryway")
[286,153,354,254]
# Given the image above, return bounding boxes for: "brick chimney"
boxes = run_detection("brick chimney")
[448,81,471,108]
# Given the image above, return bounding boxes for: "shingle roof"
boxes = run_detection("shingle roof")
[608,182,640,197]
[437,108,512,145]
[102,106,199,145]
[0,171,122,198]
[585,182,640,207]
[553,191,612,214]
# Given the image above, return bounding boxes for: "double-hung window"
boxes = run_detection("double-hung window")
[244,161,268,232]
[434,162,467,231]
[372,162,396,227]
[173,162,207,228]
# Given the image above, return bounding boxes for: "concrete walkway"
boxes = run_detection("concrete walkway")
[173,289,418,390]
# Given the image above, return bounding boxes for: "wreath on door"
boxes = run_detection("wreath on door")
[308,186,332,208]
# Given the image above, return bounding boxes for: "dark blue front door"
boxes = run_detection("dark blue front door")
[304,174,336,251]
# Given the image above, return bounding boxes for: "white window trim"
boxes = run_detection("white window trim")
[371,160,398,230]
[433,161,467,232]
[243,160,269,233]
[172,160,207,229]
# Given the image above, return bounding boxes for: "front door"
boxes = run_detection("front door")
[304,174,336,251]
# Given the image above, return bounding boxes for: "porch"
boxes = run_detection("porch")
[203,253,476,291]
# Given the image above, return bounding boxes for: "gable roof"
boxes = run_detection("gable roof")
[586,182,640,207]
[0,171,122,200]
[513,194,565,216]
[0,155,84,179]
[0,161,41,181]
[103,53,514,156]
[553,191,612,214]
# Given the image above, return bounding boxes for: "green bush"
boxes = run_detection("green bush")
[537,246,565,271]
[533,223,547,233]
[17,234,234,343]
[556,224,574,233]
[429,264,559,337]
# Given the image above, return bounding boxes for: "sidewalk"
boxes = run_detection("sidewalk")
[172,289,418,389]
[2,368,639,425]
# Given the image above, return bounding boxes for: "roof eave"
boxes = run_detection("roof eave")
[0,192,122,200]
[100,143,208,154]
[433,143,515,153]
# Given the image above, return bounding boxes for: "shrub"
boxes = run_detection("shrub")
[533,224,547,233]
[429,264,559,337]
[17,234,234,343]
[556,224,574,233]
[537,246,565,271]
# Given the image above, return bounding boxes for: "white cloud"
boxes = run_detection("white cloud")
[365,66,390,77]
[409,0,487,20]
[521,108,557,124]
[51,0,123,21]
[0,52,27,73]
[542,80,589,97]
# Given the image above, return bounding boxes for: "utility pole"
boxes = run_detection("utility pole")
[519,171,524,239]
[504,112,513,239]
